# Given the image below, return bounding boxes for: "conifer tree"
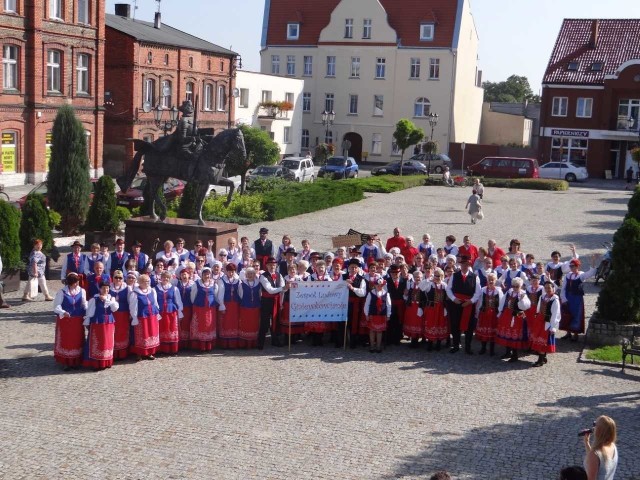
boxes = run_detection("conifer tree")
[177,182,200,219]
[84,175,119,232]
[0,199,21,270]
[19,194,53,260]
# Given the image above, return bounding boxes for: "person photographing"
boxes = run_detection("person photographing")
[583,415,618,480]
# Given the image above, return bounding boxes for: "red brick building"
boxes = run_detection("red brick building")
[103,5,238,176]
[539,19,640,178]
[0,0,105,185]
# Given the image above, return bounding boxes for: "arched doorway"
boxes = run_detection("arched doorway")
[343,132,363,162]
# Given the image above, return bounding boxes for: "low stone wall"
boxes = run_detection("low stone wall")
[586,318,638,347]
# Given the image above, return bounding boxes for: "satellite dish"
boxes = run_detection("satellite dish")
[142,101,152,113]
[232,87,240,98]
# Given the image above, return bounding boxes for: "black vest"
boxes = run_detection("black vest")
[451,270,477,296]
[254,239,273,258]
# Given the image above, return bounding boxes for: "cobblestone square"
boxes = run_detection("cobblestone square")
[1,184,639,479]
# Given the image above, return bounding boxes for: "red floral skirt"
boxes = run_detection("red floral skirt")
[131,315,160,356]
[368,314,388,333]
[218,301,241,349]
[238,306,259,348]
[496,308,529,350]
[112,311,130,359]
[158,310,179,354]
[529,315,556,354]
[403,303,424,338]
[424,303,449,341]
[83,322,115,369]
[279,300,305,335]
[348,297,367,335]
[190,305,217,351]
[54,315,85,367]
[475,307,499,342]
[179,306,193,348]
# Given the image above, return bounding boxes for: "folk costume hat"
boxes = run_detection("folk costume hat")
[285,247,297,255]
[266,257,278,265]
[114,239,125,246]
[132,240,143,247]
[348,258,361,267]
[259,227,269,234]
[71,240,83,248]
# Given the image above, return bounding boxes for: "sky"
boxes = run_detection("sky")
[106,0,640,93]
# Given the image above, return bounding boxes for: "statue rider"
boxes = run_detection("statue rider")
[174,100,203,178]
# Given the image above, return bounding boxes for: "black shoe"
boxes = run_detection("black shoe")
[543,355,548,364]
[426,342,433,352]
[561,333,572,341]
[377,348,383,353]
[435,341,441,351]
[508,351,518,363]
[532,361,544,367]
[449,347,460,353]
[409,339,419,349]
[370,348,375,353]
[570,335,579,342]
[501,349,512,359]
[465,348,474,355]
[479,345,487,355]
[489,343,496,356]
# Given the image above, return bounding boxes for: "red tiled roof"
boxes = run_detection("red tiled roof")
[543,19,640,85]
[265,0,459,48]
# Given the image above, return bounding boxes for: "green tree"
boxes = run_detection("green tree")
[0,200,21,271]
[596,217,640,324]
[228,125,280,194]
[20,194,53,261]
[393,119,424,176]
[47,105,91,234]
[177,182,200,219]
[483,74,540,103]
[84,175,119,233]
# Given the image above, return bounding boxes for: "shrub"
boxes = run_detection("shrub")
[48,209,62,230]
[348,175,426,193]
[20,194,53,259]
[0,200,22,271]
[262,180,364,220]
[626,187,640,222]
[115,207,131,224]
[479,178,568,191]
[84,175,119,233]
[245,177,290,195]
[47,105,91,233]
[202,194,266,221]
[177,182,199,219]
[596,217,640,324]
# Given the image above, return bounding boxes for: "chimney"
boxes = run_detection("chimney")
[114,3,131,18]
[589,19,599,49]
[154,11,161,29]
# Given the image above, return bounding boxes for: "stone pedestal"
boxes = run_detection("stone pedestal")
[124,217,238,256]
[586,318,638,346]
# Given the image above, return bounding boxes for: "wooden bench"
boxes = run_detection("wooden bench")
[428,173,444,181]
[622,325,640,372]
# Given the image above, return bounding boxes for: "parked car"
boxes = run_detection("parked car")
[538,162,588,182]
[467,156,539,179]
[116,176,185,209]
[280,157,316,182]
[317,156,359,179]
[408,153,453,173]
[371,160,427,176]
[246,165,296,183]
[14,178,101,209]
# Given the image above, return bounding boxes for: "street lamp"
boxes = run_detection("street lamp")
[321,110,335,144]
[426,112,439,173]
[154,104,179,136]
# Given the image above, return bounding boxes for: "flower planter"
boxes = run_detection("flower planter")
[586,317,640,347]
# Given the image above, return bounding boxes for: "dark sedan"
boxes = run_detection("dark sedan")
[116,176,185,208]
[371,160,428,176]
[246,165,296,183]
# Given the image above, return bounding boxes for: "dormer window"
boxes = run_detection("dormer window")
[591,62,603,71]
[420,23,435,41]
[568,62,579,71]
[287,23,300,40]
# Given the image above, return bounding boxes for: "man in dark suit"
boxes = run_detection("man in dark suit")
[446,255,481,354]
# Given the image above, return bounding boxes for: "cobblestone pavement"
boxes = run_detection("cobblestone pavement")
[1,184,639,479]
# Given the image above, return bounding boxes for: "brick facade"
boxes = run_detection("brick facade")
[0,0,105,185]
[103,12,237,177]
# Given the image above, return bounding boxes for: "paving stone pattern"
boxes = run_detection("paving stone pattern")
[1,184,639,479]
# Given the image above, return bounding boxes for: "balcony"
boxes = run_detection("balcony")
[257,101,293,120]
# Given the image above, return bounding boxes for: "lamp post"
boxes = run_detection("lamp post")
[321,110,335,144]
[154,105,179,136]
[427,112,439,173]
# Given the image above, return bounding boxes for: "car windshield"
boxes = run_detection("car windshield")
[327,157,346,166]
[131,177,148,190]
[281,160,301,169]
[254,166,279,175]
[30,183,48,195]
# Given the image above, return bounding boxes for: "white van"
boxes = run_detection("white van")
[280,156,316,182]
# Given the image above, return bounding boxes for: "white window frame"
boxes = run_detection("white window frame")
[3,45,18,90]
[372,133,382,154]
[287,23,300,40]
[301,129,310,149]
[349,94,358,115]
[239,88,249,108]
[285,92,294,105]
[552,97,568,117]
[410,58,420,79]
[204,84,213,110]
[345,18,353,39]
[185,81,194,102]
[50,0,62,19]
[271,55,280,75]
[144,78,155,105]
[283,126,291,144]
[302,92,311,112]
[373,94,383,116]
[161,80,172,108]
[286,55,295,76]
[303,55,312,76]
[325,93,334,113]
[4,0,16,12]
[363,19,372,39]
[576,97,593,118]
[325,130,333,144]
[76,53,89,94]
[375,57,386,79]
[78,0,89,24]
[47,50,61,93]
[261,90,272,103]
[217,84,226,111]
[429,58,440,79]
[414,97,431,118]
[350,57,360,78]
[326,56,336,77]
[420,23,434,41]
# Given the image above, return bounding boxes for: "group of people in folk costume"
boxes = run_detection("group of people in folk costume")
[50,225,597,370]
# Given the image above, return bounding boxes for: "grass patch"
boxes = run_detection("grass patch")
[480,178,569,191]
[585,345,639,365]
[346,175,426,193]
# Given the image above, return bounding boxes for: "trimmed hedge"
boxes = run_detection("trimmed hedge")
[478,178,569,191]
[346,175,426,193]
[262,180,364,220]
[0,199,22,271]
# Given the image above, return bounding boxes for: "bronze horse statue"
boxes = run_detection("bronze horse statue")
[117,128,246,225]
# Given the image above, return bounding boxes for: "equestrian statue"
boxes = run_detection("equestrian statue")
[117,100,247,226]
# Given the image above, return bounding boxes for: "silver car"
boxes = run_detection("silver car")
[408,153,453,173]
[280,156,316,182]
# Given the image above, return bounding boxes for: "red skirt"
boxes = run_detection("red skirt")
[305,321,335,334]
[218,301,241,349]
[238,306,260,348]
[368,314,388,333]
[348,297,367,335]
[54,315,85,367]
[179,306,193,348]
[424,303,449,341]
[496,308,529,350]
[279,300,305,335]
[529,317,557,354]
[475,307,499,342]
[112,311,130,359]
[403,303,423,338]
[78,274,88,293]
[83,322,115,369]
[158,310,179,354]
[131,315,160,356]
[190,305,217,351]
